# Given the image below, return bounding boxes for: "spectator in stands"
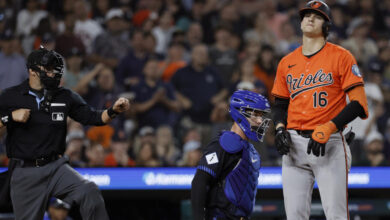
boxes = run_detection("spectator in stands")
[330,4,348,40]
[73,0,103,54]
[116,30,160,89]
[16,0,47,37]
[30,16,57,52]
[177,140,201,167]
[155,125,180,166]
[239,40,261,62]
[243,12,276,47]
[89,8,130,68]
[254,44,277,98]
[262,0,288,40]
[85,142,106,167]
[65,126,87,168]
[132,59,180,128]
[358,131,389,166]
[138,126,156,145]
[370,45,390,81]
[104,133,135,167]
[170,29,186,47]
[0,1,14,23]
[230,59,268,97]
[275,20,300,56]
[342,18,378,64]
[218,3,245,40]
[62,47,96,92]
[55,12,86,58]
[184,126,202,140]
[209,25,238,87]
[135,142,161,167]
[172,44,227,125]
[209,101,231,139]
[91,0,111,25]
[186,22,203,49]
[152,11,176,55]
[159,42,187,82]
[377,0,390,33]
[180,127,202,150]
[133,126,156,156]
[0,29,28,90]
[83,66,124,111]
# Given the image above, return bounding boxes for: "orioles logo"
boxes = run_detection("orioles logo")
[311,1,322,8]
[286,69,334,99]
[315,132,325,140]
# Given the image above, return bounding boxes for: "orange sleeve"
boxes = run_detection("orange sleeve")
[339,50,364,91]
[347,86,369,119]
[271,58,290,99]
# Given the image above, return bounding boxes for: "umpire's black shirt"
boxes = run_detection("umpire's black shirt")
[0,80,105,159]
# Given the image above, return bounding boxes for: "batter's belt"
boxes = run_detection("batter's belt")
[293,130,313,138]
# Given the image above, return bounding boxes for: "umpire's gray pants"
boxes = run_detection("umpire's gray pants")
[10,157,109,220]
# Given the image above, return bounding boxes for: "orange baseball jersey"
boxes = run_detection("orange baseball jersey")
[272,42,364,130]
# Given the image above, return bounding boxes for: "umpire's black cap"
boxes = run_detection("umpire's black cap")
[299,0,331,22]
[26,47,49,70]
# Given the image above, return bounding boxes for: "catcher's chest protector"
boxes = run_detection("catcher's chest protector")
[219,131,261,216]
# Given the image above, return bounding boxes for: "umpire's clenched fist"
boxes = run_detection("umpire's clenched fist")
[275,127,292,155]
[12,109,31,123]
[113,97,130,113]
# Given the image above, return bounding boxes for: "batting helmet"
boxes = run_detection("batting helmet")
[229,90,271,142]
[299,0,331,37]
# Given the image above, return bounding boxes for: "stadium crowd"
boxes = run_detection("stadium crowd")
[1,0,390,169]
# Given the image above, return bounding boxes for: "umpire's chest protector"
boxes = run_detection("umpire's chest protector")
[219,131,261,216]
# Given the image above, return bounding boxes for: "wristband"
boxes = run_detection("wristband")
[107,106,119,119]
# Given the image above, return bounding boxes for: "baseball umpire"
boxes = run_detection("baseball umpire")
[191,90,271,220]
[0,47,130,220]
[272,1,368,219]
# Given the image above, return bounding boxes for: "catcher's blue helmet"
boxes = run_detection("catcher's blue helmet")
[229,90,271,142]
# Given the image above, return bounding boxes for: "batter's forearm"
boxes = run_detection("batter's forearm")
[331,101,365,131]
[272,97,290,129]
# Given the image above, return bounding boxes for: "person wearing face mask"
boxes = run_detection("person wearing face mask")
[0,47,130,220]
[359,131,389,167]
[191,90,271,220]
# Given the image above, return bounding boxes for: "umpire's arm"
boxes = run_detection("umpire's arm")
[101,97,130,123]
[69,91,130,125]
[191,170,213,220]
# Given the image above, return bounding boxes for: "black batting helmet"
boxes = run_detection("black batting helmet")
[299,0,332,37]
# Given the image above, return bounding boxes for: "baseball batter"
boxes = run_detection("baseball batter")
[271,1,369,220]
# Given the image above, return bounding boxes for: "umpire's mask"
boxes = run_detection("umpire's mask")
[27,47,65,90]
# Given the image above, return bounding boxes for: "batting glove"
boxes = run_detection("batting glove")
[275,127,292,155]
[307,121,337,157]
